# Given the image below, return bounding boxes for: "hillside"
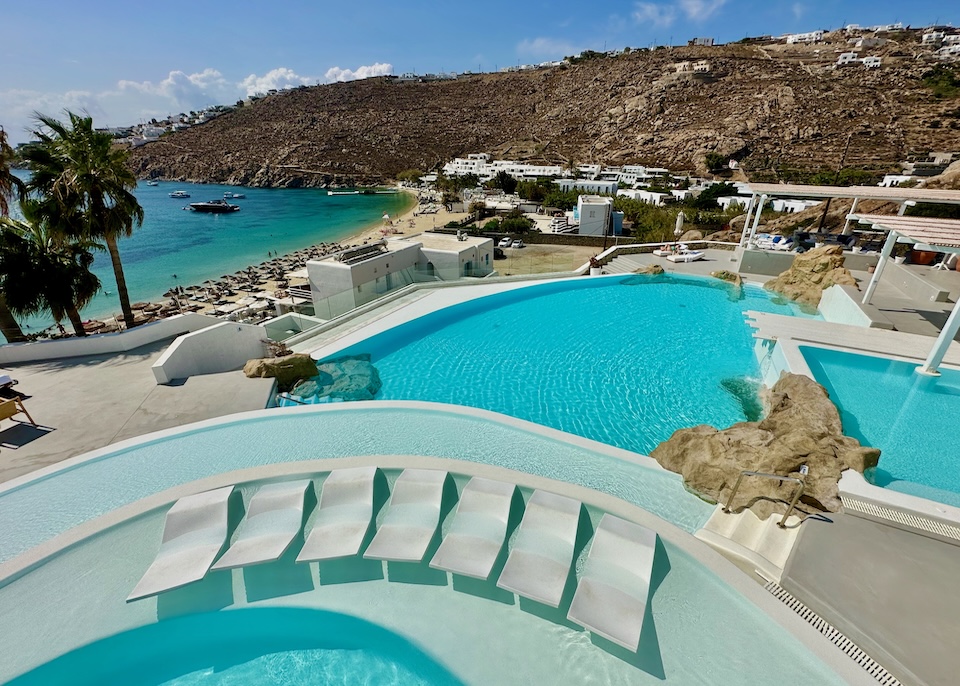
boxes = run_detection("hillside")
[130,37,960,188]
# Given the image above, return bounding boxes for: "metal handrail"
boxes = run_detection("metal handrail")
[722,470,805,529]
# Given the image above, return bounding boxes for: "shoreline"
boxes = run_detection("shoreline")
[39,188,442,338]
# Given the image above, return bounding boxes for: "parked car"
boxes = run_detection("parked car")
[494,247,506,260]
[511,239,525,249]
[498,236,513,248]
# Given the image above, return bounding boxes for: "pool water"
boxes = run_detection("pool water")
[316,274,815,455]
[8,608,460,686]
[802,345,960,507]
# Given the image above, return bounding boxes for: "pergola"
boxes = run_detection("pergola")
[849,213,960,376]
[738,183,960,248]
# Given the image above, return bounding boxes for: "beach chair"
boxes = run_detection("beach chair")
[429,477,515,579]
[496,490,582,607]
[127,486,234,601]
[297,467,378,562]
[363,469,447,563]
[210,480,311,571]
[567,514,658,652]
[0,397,35,426]
[666,250,705,263]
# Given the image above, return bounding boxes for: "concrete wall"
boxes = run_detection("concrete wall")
[819,285,895,329]
[883,261,950,303]
[307,243,422,310]
[735,247,879,277]
[151,321,267,384]
[0,313,222,365]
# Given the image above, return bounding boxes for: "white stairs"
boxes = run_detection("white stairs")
[602,255,650,274]
[695,505,803,583]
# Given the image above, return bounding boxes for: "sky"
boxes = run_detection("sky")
[1,0,955,144]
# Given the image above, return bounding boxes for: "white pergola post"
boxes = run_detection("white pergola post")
[862,230,899,305]
[918,303,960,376]
[739,194,757,247]
[746,194,767,249]
[842,198,860,235]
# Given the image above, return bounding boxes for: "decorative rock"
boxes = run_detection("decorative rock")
[710,270,742,287]
[243,354,318,391]
[650,372,880,520]
[679,229,704,242]
[291,354,382,402]
[633,264,665,275]
[763,245,857,307]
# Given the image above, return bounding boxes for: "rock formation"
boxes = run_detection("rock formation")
[243,354,318,391]
[291,354,382,402]
[764,245,857,307]
[633,264,665,275]
[650,372,880,520]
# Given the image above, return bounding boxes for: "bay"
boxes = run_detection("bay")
[7,172,413,337]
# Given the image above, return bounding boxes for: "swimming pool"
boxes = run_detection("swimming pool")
[802,345,960,507]
[299,274,815,455]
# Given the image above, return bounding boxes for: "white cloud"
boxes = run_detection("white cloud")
[791,2,805,19]
[0,88,106,141]
[632,2,677,28]
[239,67,317,96]
[323,62,393,83]
[516,37,577,58]
[631,0,727,28]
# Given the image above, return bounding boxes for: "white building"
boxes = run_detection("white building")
[837,52,861,67]
[853,36,886,49]
[617,189,669,206]
[944,35,960,45]
[862,56,882,68]
[307,233,494,318]
[555,178,619,195]
[770,198,821,213]
[923,32,945,45]
[574,196,613,236]
[690,37,715,46]
[937,45,960,58]
[786,31,824,44]
[693,60,711,73]
[879,174,918,187]
[717,196,751,211]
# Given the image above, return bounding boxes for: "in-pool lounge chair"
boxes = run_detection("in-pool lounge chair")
[567,514,658,651]
[496,490,582,607]
[297,467,378,562]
[211,480,311,571]
[363,469,447,563]
[127,486,234,601]
[429,477,516,579]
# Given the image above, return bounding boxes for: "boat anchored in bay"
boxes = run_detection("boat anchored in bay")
[189,199,241,213]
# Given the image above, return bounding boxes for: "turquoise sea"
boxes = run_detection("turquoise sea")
[7,171,412,337]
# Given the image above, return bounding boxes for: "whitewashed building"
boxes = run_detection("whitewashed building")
[862,56,882,68]
[837,52,861,67]
[574,196,613,236]
[555,178,619,195]
[786,31,824,44]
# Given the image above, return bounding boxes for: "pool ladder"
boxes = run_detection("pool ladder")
[723,470,805,529]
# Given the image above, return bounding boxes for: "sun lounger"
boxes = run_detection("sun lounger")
[127,486,234,601]
[429,477,515,579]
[496,490,582,607]
[210,480,310,571]
[296,467,378,562]
[363,469,447,563]
[567,514,658,651]
[666,251,705,263]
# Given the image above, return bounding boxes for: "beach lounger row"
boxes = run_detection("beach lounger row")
[127,470,659,652]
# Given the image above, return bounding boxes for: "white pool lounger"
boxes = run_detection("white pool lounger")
[429,477,515,579]
[363,469,447,563]
[210,480,311,571]
[127,485,234,601]
[297,467,378,562]
[567,514,658,651]
[496,490,582,607]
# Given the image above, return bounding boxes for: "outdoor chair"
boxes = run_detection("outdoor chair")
[0,398,35,427]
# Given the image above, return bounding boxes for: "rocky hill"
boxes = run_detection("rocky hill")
[130,35,960,188]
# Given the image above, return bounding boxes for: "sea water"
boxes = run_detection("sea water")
[7,172,412,337]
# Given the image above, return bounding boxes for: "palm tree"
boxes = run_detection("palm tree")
[0,126,28,343]
[22,111,143,328]
[0,201,101,337]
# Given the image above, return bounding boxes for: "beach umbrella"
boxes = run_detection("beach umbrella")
[674,211,685,244]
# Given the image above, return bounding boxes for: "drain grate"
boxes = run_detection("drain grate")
[842,496,960,542]
[764,581,901,686]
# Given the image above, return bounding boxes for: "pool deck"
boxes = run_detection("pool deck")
[0,339,273,484]
[783,513,960,686]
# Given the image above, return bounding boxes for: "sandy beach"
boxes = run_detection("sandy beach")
[67,188,473,336]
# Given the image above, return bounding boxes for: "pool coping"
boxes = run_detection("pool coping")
[0,454,876,686]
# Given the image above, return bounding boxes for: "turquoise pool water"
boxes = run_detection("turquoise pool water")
[8,608,460,686]
[312,274,815,455]
[802,345,960,507]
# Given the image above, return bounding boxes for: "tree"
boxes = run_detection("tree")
[0,127,28,343]
[23,111,144,329]
[705,152,728,172]
[0,201,102,337]
[688,182,737,210]
[492,170,518,195]
[397,168,425,184]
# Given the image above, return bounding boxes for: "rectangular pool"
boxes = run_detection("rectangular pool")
[801,345,960,507]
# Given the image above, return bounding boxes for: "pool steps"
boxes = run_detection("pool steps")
[695,505,802,583]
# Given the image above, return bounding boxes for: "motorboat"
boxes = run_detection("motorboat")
[189,199,241,213]
[169,190,190,198]
[328,190,360,196]
[223,192,246,199]
[145,180,159,186]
